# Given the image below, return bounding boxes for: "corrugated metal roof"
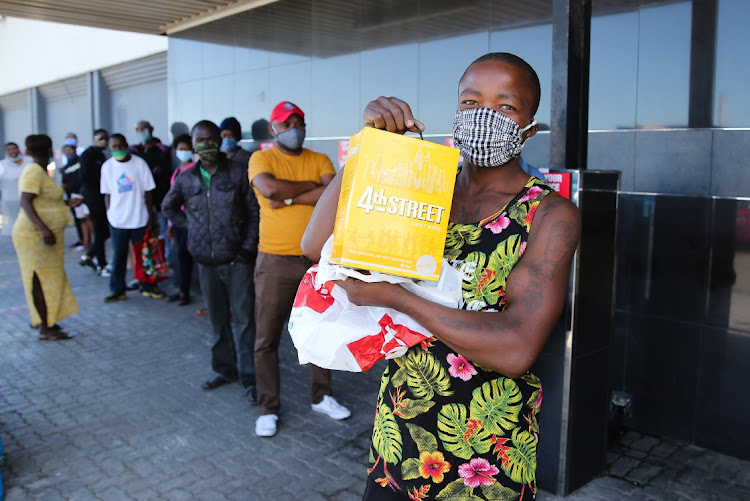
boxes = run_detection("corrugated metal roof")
[38,75,88,101]
[0,0,278,35]
[100,53,167,91]
[0,90,28,110]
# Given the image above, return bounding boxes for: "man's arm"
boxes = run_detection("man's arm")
[272,173,335,208]
[301,170,342,260]
[334,195,580,379]
[238,179,260,261]
[161,179,188,229]
[251,172,319,201]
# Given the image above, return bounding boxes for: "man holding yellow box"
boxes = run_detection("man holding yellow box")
[249,101,351,438]
[303,53,581,500]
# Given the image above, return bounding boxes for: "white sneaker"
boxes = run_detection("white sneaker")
[74,245,85,252]
[255,414,278,437]
[99,268,111,278]
[311,395,351,420]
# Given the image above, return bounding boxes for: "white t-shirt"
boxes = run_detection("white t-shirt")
[100,154,155,229]
[0,156,33,201]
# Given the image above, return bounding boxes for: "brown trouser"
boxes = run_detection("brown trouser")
[254,251,332,415]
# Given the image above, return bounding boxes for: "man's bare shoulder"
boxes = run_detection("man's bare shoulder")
[538,191,580,222]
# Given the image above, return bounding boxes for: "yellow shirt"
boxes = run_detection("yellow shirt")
[248,147,335,255]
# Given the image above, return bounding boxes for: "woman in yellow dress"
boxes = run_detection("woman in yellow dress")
[12,134,80,340]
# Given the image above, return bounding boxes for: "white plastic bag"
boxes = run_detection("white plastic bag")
[288,237,461,372]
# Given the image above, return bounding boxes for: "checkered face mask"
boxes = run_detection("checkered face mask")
[452,108,536,167]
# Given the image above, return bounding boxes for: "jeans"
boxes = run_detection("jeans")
[254,252,332,415]
[198,260,256,389]
[108,225,157,294]
[157,211,171,263]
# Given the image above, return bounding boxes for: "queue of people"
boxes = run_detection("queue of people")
[2,52,580,500]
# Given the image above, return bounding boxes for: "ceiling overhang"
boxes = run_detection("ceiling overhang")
[0,0,683,59]
[0,0,278,36]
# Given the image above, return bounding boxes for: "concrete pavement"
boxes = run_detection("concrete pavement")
[1,228,749,500]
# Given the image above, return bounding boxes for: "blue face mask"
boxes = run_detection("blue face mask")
[273,126,305,150]
[176,150,194,163]
[8,155,21,162]
[136,130,151,143]
[220,137,238,152]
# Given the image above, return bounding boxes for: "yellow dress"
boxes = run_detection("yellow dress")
[12,163,79,327]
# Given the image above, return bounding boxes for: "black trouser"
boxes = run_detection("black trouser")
[65,189,83,243]
[174,226,193,297]
[86,200,109,267]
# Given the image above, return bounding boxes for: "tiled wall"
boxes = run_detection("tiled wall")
[585,127,750,460]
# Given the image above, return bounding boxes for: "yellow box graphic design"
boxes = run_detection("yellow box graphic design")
[330,127,460,281]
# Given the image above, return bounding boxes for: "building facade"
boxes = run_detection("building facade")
[165,0,750,466]
[1,0,748,492]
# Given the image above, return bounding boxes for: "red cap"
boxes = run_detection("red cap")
[270,101,305,124]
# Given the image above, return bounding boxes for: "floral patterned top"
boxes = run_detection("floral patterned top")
[367,176,553,500]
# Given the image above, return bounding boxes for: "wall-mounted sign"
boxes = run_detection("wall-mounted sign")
[338,139,349,169]
[543,172,571,199]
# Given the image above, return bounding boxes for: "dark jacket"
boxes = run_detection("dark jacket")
[79,146,107,206]
[61,160,82,195]
[130,142,173,210]
[161,156,259,266]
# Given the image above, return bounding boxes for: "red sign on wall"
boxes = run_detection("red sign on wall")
[444,137,463,164]
[338,139,349,169]
[543,172,571,199]
[259,141,275,151]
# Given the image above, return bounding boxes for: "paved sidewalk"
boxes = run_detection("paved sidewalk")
[1,228,749,500]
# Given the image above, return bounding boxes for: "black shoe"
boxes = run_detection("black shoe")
[79,255,96,269]
[202,376,232,390]
[246,386,258,406]
[105,292,127,303]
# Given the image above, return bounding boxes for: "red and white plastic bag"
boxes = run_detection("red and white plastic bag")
[288,237,461,372]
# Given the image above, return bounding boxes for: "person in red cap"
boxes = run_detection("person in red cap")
[248,101,351,437]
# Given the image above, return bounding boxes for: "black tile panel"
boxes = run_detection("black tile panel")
[710,129,750,198]
[609,311,629,390]
[623,315,700,443]
[567,349,610,493]
[588,131,636,191]
[575,190,618,355]
[533,317,567,494]
[695,325,750,460]
[616,195,711,323]
[614,194,643,311]
[707,198,750,332]
[634,130,712,196]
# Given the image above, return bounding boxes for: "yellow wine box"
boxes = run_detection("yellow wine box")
[330,127,460,281]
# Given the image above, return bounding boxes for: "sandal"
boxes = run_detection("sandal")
[39,330,74,341]
[195,308,208,317]
[178,295,190,306]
